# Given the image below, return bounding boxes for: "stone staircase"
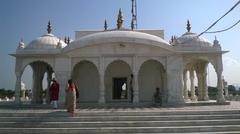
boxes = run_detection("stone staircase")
[0,107,240,133]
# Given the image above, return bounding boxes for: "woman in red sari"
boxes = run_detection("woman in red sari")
[65,79,77,117]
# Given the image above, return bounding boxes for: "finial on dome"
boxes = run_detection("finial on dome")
[67,36,70,44]
[18,38,25,49]
[104,19,108,31]
[64,36,67,44]
[47,20,52,34]
[117,8,124,30]
[187,20,191,32]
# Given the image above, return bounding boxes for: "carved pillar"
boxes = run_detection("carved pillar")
[55,71,70,103]
[46,69,53,103]
[15,72,21,104]
[132,56,139,103]
[196,72,203,101]
[190,69,197,101]
[202,71,209,101]
[98,57,105,104]
[183,70,188,99]
[166,56,184,106]
[31,63,46,104]
[217,71,225,103]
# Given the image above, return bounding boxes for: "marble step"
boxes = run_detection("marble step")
[0,114,239,122]
[0,119,240,128]
[0,110,239,117]
[0,125,240,134]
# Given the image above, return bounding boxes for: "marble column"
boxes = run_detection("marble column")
[202,71,209,101]
[190,70,197,101]
[46,70,53,103]
[183,70,189,99]
[166,56,184,106]
[98,73,105,104]
[217,71,225,103]
[133,72,139,103]
[55,71,70,103]
[132,56,139,104]
[31,63,46,104]
[98,57,105,104]
[15,72,21,104]
[196,72,203,101]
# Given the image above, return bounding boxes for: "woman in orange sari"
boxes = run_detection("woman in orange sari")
[65,79,76,117]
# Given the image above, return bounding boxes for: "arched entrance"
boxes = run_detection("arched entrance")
[138,60,165,103]
[183,58,218,101]
[72,61,99,103]
[105,60,132,103]
[21,61,54,104]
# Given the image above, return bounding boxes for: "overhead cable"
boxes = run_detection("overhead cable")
[204,19,240,33]
[198,0,240,36]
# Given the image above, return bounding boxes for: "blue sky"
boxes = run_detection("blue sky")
[0,0,240,89]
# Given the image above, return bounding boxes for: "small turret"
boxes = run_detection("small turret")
[18,38,25,49]
[213,36,221,49]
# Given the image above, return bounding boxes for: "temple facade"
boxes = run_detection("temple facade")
[11,11,227,106]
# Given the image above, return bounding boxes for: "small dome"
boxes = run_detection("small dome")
[174,32,212,47]
[25,33,67,49]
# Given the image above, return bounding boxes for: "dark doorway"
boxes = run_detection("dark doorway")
[113,77,127,99]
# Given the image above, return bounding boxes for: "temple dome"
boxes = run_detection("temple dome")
[64,30,172,52]
[174,32,212,47]
[25,33,67,49]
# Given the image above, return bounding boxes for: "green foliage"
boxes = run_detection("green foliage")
[228,85,239,96]
[208,86,218,100]
[0,88,15,99]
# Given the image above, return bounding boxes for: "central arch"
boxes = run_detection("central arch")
[138,59,166,103]
[72,61,99,103]
[105,60,132,103]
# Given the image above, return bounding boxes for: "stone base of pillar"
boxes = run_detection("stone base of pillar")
[184,96,189,100]
[98,98,105,104]
[190,95,197,101]
[217,96,225,103]
[133,96,139,104]
[203,95,209,101]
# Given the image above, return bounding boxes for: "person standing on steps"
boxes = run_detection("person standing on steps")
[65,79,77,117]
[49,78,60,109]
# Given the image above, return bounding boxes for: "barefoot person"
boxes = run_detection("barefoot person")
[65,79,77,117]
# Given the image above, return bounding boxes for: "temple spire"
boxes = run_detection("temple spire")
[104,19,108,31]
[64,36,67,44]
[67,36,70,44]
[186,20,191,32]
[117,8,124,30]
[47,21,52,34]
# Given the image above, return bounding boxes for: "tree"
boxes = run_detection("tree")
[228,85,237,95]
